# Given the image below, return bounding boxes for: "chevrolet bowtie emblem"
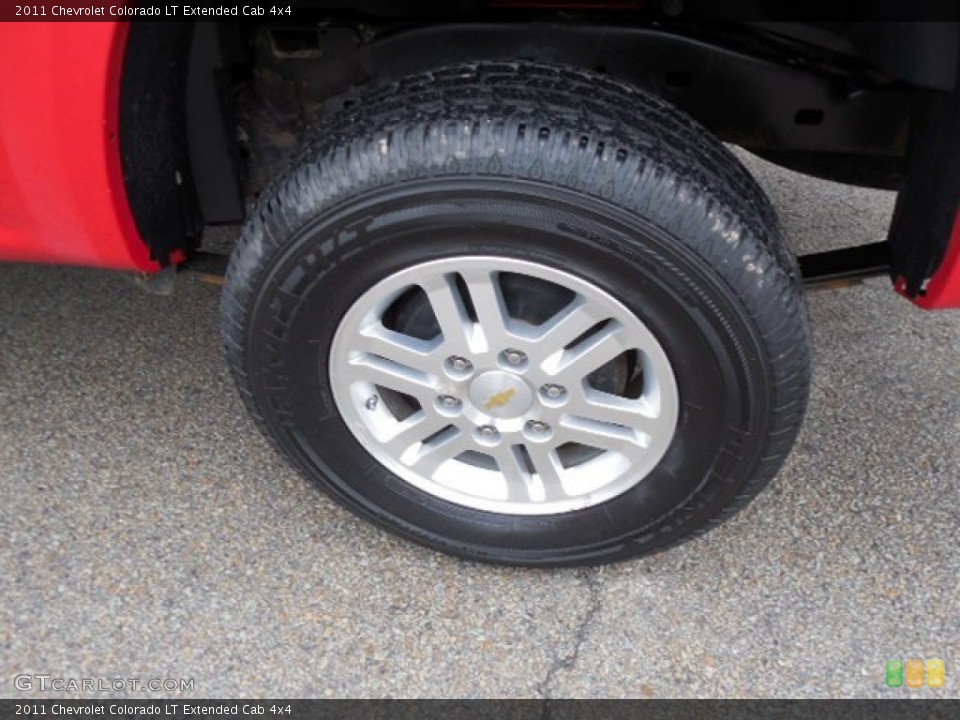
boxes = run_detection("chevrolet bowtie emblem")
[484,388,517,411]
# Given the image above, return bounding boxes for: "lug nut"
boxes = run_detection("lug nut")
[526,420,550,435]
[541,384,566,400]
[447,356,473,373]
[365,395,379,411]
[503,349,527,366]
[438,395,461,409]
[477,425,499,438]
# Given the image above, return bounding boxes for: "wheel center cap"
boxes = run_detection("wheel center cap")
[468,371,533,419]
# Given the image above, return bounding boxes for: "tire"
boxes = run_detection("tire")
[222,61,811,567]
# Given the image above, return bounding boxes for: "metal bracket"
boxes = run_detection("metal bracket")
[177,251,230,285]
[798,241,892,289]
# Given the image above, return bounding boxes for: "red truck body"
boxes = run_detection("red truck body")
[0,23,158,273]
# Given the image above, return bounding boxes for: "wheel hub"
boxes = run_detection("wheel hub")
[468,371,533,419]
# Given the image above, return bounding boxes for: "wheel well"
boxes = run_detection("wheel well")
[121,16,958,293]
[223,19,923,202]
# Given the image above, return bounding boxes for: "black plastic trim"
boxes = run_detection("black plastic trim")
[886,32,960,296]
[187,23,246,224]
[119,22,201,265]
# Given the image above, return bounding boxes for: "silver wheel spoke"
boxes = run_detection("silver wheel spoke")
[357,325,438,374]
[345,354,436,404]
[559,416,647,457]
[536,297,602,350]
[524,443,569,503]
[549,320,626,379]
[567,392,660,444]
[330,256,679,515]
[420,274,475,355]
[491,445,541,503]
[384,411,453,458]
[409,429,471,476]
[458,268,512,348]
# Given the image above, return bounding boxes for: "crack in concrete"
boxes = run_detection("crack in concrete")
[536,568,604,704]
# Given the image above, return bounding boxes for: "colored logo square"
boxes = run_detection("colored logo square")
[886,659,904,687]
[905,659,925,688]
[926,659,945,688]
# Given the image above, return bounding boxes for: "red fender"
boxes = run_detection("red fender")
[0,22,156,272]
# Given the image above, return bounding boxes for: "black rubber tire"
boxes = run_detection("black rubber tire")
[222,62,811,567]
